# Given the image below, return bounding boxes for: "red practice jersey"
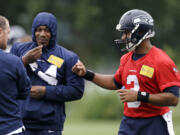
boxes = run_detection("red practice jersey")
[114,46,180,118]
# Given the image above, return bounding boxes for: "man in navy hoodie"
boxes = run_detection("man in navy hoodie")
[10,12,84,135]
[0,16,31,135]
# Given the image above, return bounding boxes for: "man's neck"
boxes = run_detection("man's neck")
[134,39,152,54]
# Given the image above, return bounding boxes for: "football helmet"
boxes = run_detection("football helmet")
[114,9,155,51]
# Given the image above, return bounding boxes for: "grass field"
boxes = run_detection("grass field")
[63,119,180,135]
[63,120,120,135]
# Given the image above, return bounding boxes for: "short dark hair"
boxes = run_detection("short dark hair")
[0,16,8,30]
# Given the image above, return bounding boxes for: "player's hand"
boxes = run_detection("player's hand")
[72,60,87,76]
[22,45,43,66]
[117,89,138,103]
[30,85,46,99]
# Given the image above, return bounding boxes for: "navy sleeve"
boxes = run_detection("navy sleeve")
[10,43,20,56]
[113,77,122,89]
[16,59,31,99]
[163,86,179,97]
[45,56,85,102]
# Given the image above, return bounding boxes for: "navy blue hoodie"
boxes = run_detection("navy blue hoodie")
[10,12,84,130]
[0,50,31,134]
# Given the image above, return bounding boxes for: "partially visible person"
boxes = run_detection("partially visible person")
[72,9,180,135]
[5,25,27,52]
[17,34,32,42]
[10,12,84,135]
[0,16,31,135]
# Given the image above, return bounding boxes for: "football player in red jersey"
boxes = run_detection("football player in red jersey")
[72,9,180,135]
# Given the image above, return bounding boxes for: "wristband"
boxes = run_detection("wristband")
[137,91,149,102]
[83,70,95,81]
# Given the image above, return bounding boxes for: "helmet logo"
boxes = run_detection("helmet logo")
[133,15,154,25]
[133,18,141,23]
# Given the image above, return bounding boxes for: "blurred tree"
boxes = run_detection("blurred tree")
[1,0,180,68]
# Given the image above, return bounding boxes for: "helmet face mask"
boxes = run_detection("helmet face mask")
[114,9,155,52]
[114,30,132,52]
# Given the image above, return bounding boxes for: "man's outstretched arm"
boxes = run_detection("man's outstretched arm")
[72,60,118,90]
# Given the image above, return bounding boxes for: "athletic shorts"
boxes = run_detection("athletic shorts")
[118,111,175,135]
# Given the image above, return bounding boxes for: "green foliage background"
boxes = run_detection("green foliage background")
[1,0,180,68]
[66,83,123,120]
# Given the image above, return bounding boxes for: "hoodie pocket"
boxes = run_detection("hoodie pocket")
[22,97,55,123]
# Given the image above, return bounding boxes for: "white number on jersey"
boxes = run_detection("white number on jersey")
[127,75,141,108]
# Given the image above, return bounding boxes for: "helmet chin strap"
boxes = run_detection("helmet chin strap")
[125,24,140,51]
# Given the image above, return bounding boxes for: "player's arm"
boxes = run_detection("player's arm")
[16,59,31,99]
[91,73,118,90]
[148,86,179,106]
[149,60,180,106]
[117,86,179,106]
[72,60,118,90]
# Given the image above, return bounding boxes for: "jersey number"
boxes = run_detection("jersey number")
[127,75,140,108]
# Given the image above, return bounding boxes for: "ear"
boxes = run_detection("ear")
[0,27,3,37]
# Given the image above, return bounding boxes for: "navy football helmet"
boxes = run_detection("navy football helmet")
[114,9,155,51]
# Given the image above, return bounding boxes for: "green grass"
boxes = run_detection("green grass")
[174,120,180,135]
[63,120,120,135]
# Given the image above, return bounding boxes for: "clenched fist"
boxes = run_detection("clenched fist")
[30,85,46,99]
[22,45,43,66]
[72,60,87,77]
